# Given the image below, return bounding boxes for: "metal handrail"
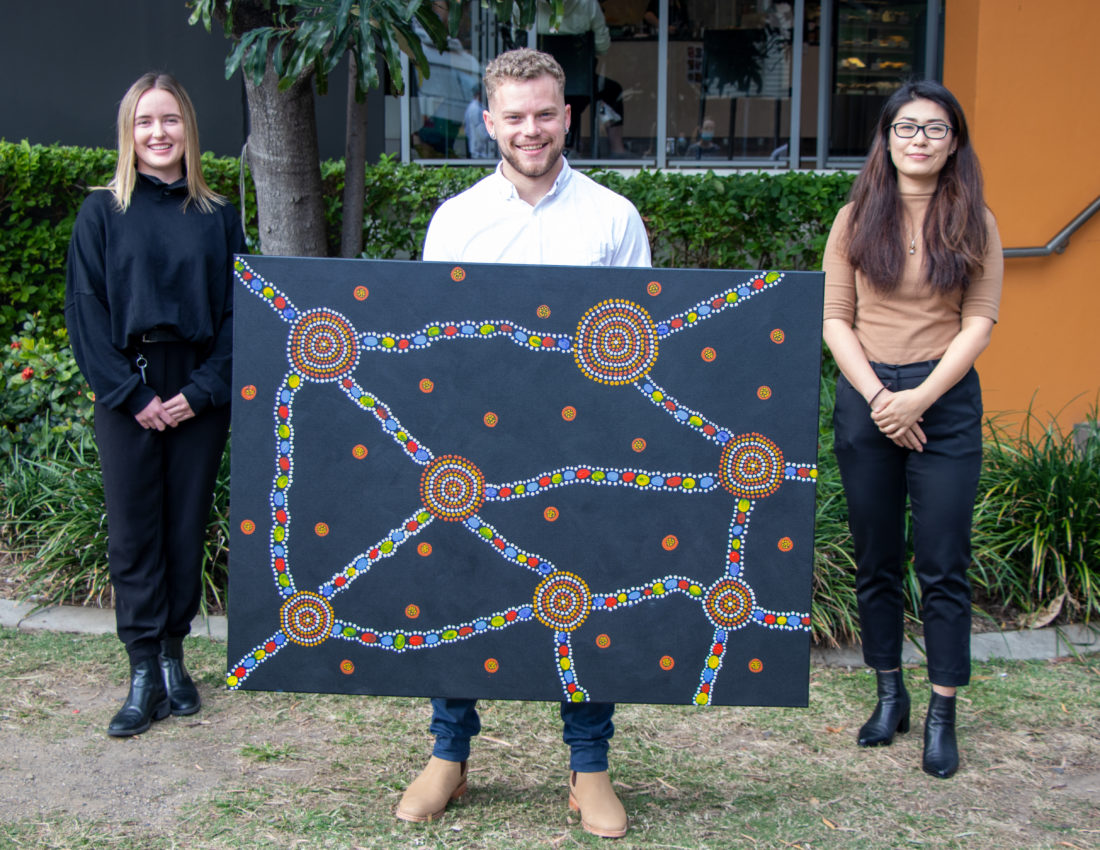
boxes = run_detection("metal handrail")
[1003,195,1100,258]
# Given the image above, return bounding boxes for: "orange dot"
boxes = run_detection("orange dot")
[340,659,355,674]
[543,506,560,522]
[770,328,785,344]
[777,537,794,552]
[353,285,369,300]
[419,378,434,393]
[631,438,647,453]
[352,444,368,459]
[450,266,466,282]
[483,411,498,427]
[536,304,551,318]
[701,347,717,362]
[240,385,257,400]
[748,658,764,673]
[314,522,329,537]
[662,535,679,551]
[647,281,662,296]
[561,406,577,421]
[239,519,256,535]
[659,655,675,671]
[484,658,500,673]
[405,604,420,619]
[417,542,433,557]
[595,634,611,649]
[757,386,772,400]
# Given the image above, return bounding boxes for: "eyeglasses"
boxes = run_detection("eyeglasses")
[891,122,953,140]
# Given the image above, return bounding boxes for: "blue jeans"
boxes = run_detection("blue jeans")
[429,698,615,772]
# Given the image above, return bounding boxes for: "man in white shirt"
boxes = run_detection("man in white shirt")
[397,48,651,840]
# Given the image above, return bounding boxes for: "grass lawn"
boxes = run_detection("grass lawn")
[0,628,1096,849]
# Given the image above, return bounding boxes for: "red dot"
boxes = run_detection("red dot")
[505,610,517,621]
[567,683,577,692]
[369,548,380,559]
[700,682,711,693]
[671,318,683,328]
[499,487,512,498]
[397,339,410,349]
[334,576,346,587]
[276,509,287,524]
[406,520,418,531]
[622,472,635,482]
[274,296,286,309]
[577,468,591,479]
[539,476,551,487]
[444,326,457,336]
[678,580,690,589]
[765,614,777,624]
[274,558,285,571]
[753,279,765,289]
[713,643,724,655]
[605,597,617,607]
[528,557,540,566]
[729,552,740,563]
[409,635,424,646]
[361,632,377,643]
[279,457,290,471]
[342,378,352,388]
[559,645,569,656]
[458,626,473,636]
[278,405,289,419]
[265,642,277,652]
[666,476,682,487]
[235,667,247,677]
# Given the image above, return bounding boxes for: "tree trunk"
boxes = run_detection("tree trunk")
[340,56,368,258]
[244,61,327,257]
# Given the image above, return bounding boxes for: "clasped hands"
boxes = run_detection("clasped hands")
[135,393,195,431]
[869,387,928,452]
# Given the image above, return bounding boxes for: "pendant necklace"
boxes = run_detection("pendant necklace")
[908,233,917,255]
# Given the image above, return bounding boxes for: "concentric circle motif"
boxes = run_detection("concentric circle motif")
[417,542,433,557]
[543,506,560,522]
[777,536,794,552]
[536,304,551,319]
[631,437,647,453]
[288,309,359,381]
[484,658,500,673]
[561,406,577,421]
[280,591,335,646]
[661,534,679,551]
[340,659,355,674]
[483,411,498,428]
[420,455,486,521]
[703,578,755,630]
[748,658,764,673]
[419,378,434,393]
[718,433,784,499]
[659,655,675,670]
[595,633,611,649]
[770,328,785,344]
[574,299,658,385]
[533,571,592,631]
[353,285,369,301]
[450,266,466,282]
[701,347,717,362]
[757,385,772,400]
[352,444,368,459]
[405,604,420,619]
[314,522,329,537]
[647,281,662,296]
[240,385,257,400]
[239,519,255,535]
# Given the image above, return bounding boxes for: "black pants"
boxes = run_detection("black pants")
[94,342,230,665]
[833,361,982,687]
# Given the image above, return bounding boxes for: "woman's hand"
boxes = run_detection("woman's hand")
[135,396,179,431]
[162,393,195,423]
[870,388,929,451]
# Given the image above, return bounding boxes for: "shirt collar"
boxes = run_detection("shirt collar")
[491,156,573,203]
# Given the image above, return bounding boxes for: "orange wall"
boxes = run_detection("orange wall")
[944,0,1100,430]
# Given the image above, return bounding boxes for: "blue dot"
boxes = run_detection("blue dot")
[282,587,294,596]
[381,635,394,646]
[514,331,528,342]
[557,632,569,642]
[628,590,641,601]
[283,308,296,320]
[425,634,439,644]
[715,629,727,642]
[557,338,571,350]
[732,525,744,535]
[657,323,669,335]
[475,620,488,631]
[280,389,291,403]
[717,430,730,442]
[738,286,751,296]
[385,420,398,431]
[700,476,714,488]
[651,476,665,486]
[273,493,284,506]
[274,633,286,646]
[504,547,517,558]
[413,334,427,345]
[356,557,369,570]
[321,585,334,597]
[363,336,378,347]
[390,531,404,542]
[642,382,654,393]
[518,607,533,619]
[250,279,262,290]
[461,324,476,335]
[243,657,255,668]
[279,440,290,453]
[698,305,711,315]
[675,410,689,421]
[563,670,575,683]
[485,487,498,498]
[465,517,481,529]
[728,564,741,577]
[606,471,620,481]
[414,450,430,461]
[564,470,576,481]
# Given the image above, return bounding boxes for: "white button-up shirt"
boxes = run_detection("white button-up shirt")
[422,158,652,269]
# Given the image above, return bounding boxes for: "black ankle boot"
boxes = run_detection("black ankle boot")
[159,636,201,716]
[108,657,171,737]
[858,669,911,747]
[922,692,959,778]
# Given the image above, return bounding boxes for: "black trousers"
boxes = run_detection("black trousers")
[94,342,230,665]
[832,361,982,687]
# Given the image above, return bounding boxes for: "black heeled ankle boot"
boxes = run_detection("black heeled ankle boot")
[108,657,171,737]
[857,669,911,747]
[159,636,201,716]
[922,692,959,778]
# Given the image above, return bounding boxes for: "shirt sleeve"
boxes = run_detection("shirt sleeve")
[960,209,1003,324]
[180,202,247,414]
[822,204,857,325]
[611,200,652,268]
[422,200,457,262]
[64,194,155,414]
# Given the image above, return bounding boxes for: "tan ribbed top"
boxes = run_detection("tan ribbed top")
[822,192,1003,364]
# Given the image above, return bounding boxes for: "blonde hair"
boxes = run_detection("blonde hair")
[106,72,223,213]
[483,48,565,105]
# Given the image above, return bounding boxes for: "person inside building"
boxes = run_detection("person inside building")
[822,80,1003,778]
[395,48,650,838]
[65,72,245,738]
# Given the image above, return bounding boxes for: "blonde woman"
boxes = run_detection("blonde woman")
[66,72,244,737]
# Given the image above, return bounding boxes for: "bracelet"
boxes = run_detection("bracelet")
[868,386,887,407]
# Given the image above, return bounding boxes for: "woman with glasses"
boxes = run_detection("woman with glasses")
[822,80,1003,778]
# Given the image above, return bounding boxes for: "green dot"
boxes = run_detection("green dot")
[571,692,585,702]
[417,511,430,522]
[479,527,493,539]
[382,337,395,348]
[273,527,284,542]
[683,477,696,489]
[480,324,494,335]
[276,475,289,489]
[490,616,506,627]
[689,584,703,596]
[394,634,406,649]
[551,473,563,484]
[515,485,526,495]
[726,292,738,303]
[380,541,394,553]
[688,416,703,427]
[343,627,356,637]
[427,326,441,336]
[765,271,780,283]
[636,474,650,486]
[277,574,290,587]
[442,629,458,641]
[592,470,605,481]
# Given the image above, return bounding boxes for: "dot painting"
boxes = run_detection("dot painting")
[227,257,823,707]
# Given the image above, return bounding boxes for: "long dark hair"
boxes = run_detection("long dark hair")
[846,80,989,294]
